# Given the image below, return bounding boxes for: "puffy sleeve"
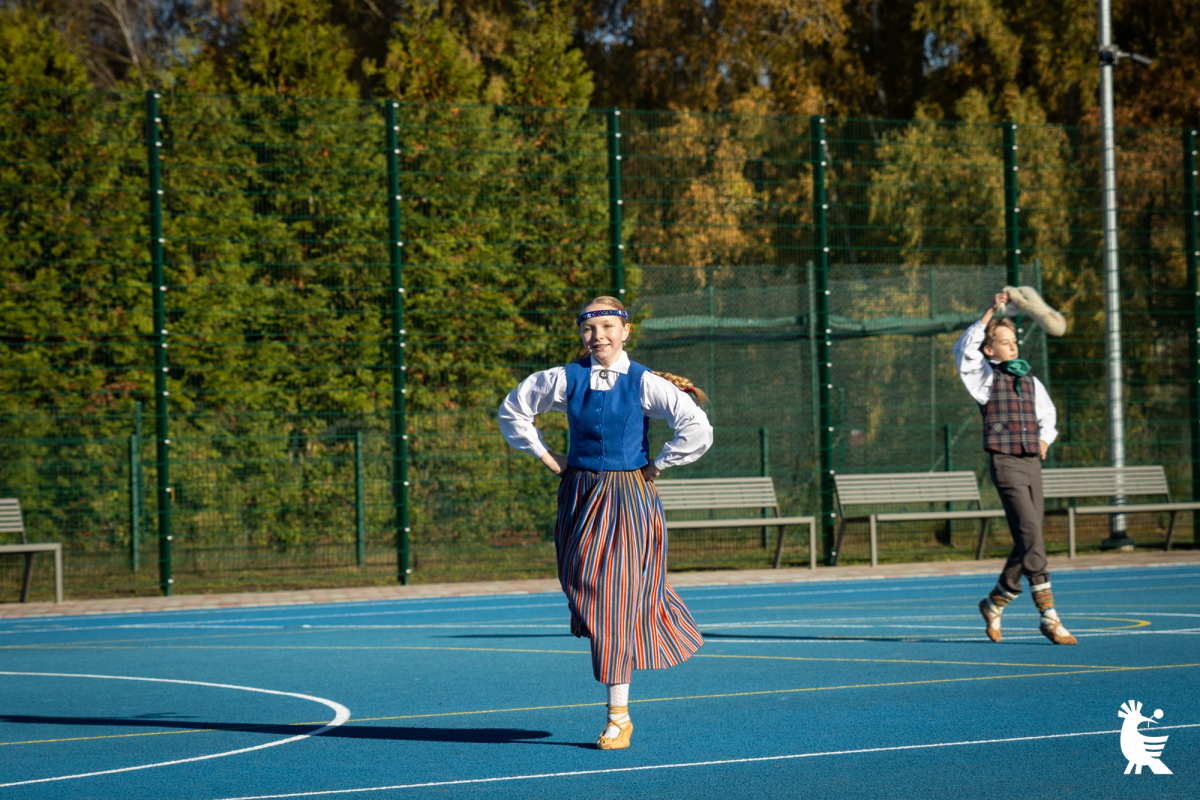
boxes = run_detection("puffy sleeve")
[640,372,714,471]
[954,320,993,405]
[1032,377,1058,445]
[497,367,568,458]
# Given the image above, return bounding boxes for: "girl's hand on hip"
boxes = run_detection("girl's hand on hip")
[640,463,661,482]
[1039,439,1049,461]
[540,450,568,476]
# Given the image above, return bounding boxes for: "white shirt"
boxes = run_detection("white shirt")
[498,352,714,471]
[954,321,1058,445]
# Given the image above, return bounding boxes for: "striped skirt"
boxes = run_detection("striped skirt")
[555,467,703,683]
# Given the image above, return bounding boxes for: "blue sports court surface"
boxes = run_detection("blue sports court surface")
[2,564,1197,799]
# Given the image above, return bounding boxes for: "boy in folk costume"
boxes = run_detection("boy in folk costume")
[498,296,713,749]
[954,290,1077,645]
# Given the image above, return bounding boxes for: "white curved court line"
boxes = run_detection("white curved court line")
[210,722,1200,800]
[0,672,350,788]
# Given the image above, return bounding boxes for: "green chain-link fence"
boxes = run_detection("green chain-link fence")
[2,88,1198,598]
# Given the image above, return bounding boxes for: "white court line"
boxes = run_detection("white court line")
[209,723,1200,800]
[681,571,1200,602]
[8,611,1196,640]
[3,563,1196,629]
[4,567,1197,630]
[0,592,568,627]
[705,638,869,644]
[0,603,565,635]
[0,672,350,788]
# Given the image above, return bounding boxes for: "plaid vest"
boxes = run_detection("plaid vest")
[979,369,1040,455]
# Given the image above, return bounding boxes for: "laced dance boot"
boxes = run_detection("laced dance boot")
[597,705,633,750]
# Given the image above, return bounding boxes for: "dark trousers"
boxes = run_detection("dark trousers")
[989,452,1050,594]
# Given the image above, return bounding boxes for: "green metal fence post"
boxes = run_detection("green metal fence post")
[806,260,820,503]
[837,387,846,474]
[942,423,953,546]
[929,269,937,470]
[944,423,953,473]
[135,400,143,525]
[134,400,143,570]
[146,90,172,596]
[811,116,835,564]
[355,431,365,568]
[707,284,716,424]
[1003,123,1021,287]
[607,108,625,298]
[1033,257,1054,467]
[760,426,770,549]
[1186,127,1200,538]
[385,102,411,585]
[129,433,140,572]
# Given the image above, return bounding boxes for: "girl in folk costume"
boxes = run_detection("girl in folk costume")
[954,290,1076,646]
[498,296,713,749]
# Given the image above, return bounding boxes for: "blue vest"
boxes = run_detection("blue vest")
[565,357,651,471]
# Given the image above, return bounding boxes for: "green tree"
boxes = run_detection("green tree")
[0,9,148,556]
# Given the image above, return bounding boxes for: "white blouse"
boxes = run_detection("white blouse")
[953,320,1059,444]
[498,352,714,471]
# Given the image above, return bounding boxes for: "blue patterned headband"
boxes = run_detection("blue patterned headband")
[576,309,628,326]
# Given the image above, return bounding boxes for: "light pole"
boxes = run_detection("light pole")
[1096,0,1151,549]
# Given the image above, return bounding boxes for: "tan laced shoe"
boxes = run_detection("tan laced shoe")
[1040,617,1077,645]
[979,598,1003,642]
[597,705,633,750]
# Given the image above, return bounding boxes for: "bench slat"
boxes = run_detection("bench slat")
[656,478,779,511]
[1042,466,1169,499]
[0,497,24,534]
[835,472,982,506]
[667,516,814,530]
[0,498,25,541]
[1070,501,1200,515]
[874,510,1007,522]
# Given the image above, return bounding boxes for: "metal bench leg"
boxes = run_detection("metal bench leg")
[808,521,817,571]
[20,552,34,603]
[833,518,847,566]
[54,544,63,604]
[773,526,786,569]
[869,515,878,567]
[1166,511,1176,552]
[975,519,990,560]
[1068,508,1076,558]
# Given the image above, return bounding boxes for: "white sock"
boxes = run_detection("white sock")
[604,683,630,738]
[1041,607,1060,623]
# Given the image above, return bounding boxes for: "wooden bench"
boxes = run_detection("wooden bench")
[656,478,816,569]
[0,498,63,603]
[833,472,1007,566]
[1042,466,1200,556]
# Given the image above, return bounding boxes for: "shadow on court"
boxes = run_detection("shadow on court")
[0,715,566,745]
[698,632,1001,645]
[439,633,577,639]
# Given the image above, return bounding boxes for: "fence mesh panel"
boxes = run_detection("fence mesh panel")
[1,90,1197,598]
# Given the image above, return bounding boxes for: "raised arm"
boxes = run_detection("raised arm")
[954,292,1008,405]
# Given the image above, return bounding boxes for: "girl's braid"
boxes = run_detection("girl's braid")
[652,371,709,406]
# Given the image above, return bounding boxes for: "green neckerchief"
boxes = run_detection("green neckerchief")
[995,358,1031,396]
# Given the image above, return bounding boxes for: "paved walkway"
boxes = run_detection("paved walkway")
[3,550,1198,619]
